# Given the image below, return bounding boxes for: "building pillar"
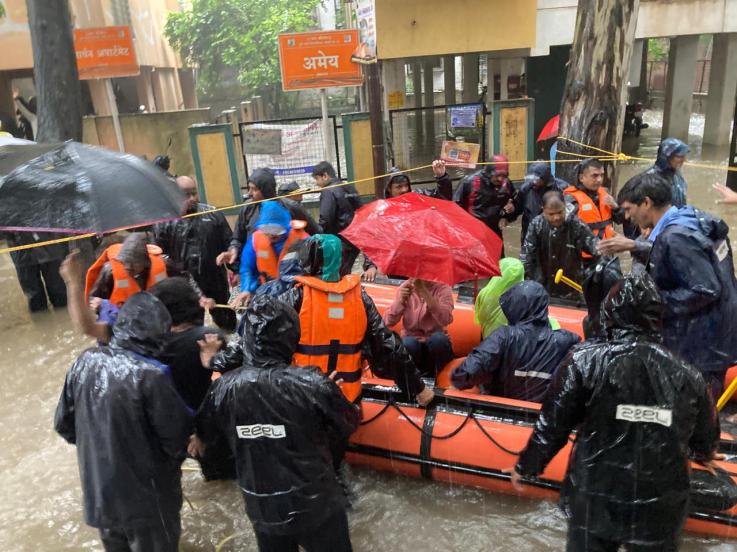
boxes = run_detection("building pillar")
[628,39,645,102]
[0,72,16,132]
[179,68,198,109]
[382,59,409,168]
[462,53,479,103]
[500,59,512,101]
[88,79,112,116]
[411,60,422,108]
[136,67,157,112]
[662,34,699,142]
[443,55,456,104]
[704,33,737,146]
[423,58,436,147]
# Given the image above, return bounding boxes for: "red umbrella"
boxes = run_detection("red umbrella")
[537,114,559,142]
[341,193,502,286]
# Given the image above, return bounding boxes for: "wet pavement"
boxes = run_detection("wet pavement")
[0,111,736,550]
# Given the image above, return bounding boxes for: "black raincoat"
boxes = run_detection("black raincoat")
[195,296,360,536]
[318,177,362,275]
[520,213,599,301]
[453,167,517,237]
[646,138,688,207]
[230,169,320,257]
[515,162,568,243]
[648,206,737,378]
[153,203,235,329]
[516,274,719,549]
[54,293,192,530]
[383,169,453,200]
[451,281,580,402]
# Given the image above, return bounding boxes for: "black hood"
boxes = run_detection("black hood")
[500,281,550,325]
[526,162,552,184]
[384,168,411,198]
[249,168,277,199]
[242,295,301,367]
[110,292,172,357]
[582,257,623,337]
[601,273,663,341]
[116,233,151,270]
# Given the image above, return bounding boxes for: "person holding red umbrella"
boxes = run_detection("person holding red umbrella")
[383,278,455,377]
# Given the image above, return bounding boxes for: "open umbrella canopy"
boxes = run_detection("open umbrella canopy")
[537,114,560,142]
[0,141,185,234]
[341,193,502,286]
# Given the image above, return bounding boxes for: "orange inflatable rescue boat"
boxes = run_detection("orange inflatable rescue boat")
[345,283,737,540]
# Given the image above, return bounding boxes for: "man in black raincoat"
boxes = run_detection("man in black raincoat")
[453,154,517,240]
[191,295,360,552]
[3,231,67,312]
[218,168,320,268]
[312,161,361,276]
[515,161,568,244]
[153,175,236,331]
[520,192,599,301]
[451,281,580,402]
[616,173,737,396]
[510,273,720,552]
[54,292,192,552]
[646,137,689,207]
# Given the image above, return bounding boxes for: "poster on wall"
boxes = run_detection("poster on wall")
[242,119,329,187]
[440,140,481,169]
[352,0,377,64]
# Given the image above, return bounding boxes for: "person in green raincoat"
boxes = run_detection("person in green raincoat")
[475,258,559,338]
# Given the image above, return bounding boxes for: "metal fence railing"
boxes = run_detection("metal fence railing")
[239,115,342,192]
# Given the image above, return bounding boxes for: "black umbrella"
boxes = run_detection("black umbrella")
[0,141,186,234]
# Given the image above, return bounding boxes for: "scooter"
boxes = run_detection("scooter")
[623,102,649,136]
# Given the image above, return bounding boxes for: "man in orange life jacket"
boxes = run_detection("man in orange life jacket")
[86,233,168,308]
[563,158,625,240]
[279,234,435,407]
[231,201,309,308]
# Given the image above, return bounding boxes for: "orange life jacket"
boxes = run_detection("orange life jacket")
[563,185,615,240]
[84,243,168,307]
[253,223,309,283]
[292,275,367,403]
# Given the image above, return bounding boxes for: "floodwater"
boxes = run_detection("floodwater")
[1,112,736,551]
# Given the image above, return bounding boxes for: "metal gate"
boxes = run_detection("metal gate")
[389,102,486,185]
[239,116,343,190]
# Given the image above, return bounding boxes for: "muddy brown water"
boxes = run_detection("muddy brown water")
[1,113,736,551]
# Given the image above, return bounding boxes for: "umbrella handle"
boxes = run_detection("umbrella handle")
[554,269,583,293]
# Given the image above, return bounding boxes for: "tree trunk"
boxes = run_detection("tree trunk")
[26,0,82,142]
[556,0,639,188]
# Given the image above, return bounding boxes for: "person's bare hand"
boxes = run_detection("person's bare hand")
[499,219,508,230]
[597,234,635,255]
[502,199,515,214]
[89,296,103,313]
[12,87,19,100]
[328,369,345,387]
[603,193,618,208]
[188,434,206,458]
[503,466,525,492]
[696,452,726,476]
[713,183,737,205]
[59,250,84,286]
[199,296,216,310]
[399,280,414,304]
[198,333,223,355]
[216,249,237,266]
[432,159,446,178]
[230,291,252,309]
[416,386,435,407]
[362,266,378,282]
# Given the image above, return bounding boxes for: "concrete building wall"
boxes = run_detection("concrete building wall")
[82,108,211,177]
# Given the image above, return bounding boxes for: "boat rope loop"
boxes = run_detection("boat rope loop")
[360,396,524,456]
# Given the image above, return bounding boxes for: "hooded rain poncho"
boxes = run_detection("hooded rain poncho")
[452,281,580,402]
[194,295,360,536]
[54,293,192,530]
[516,273,719,549]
